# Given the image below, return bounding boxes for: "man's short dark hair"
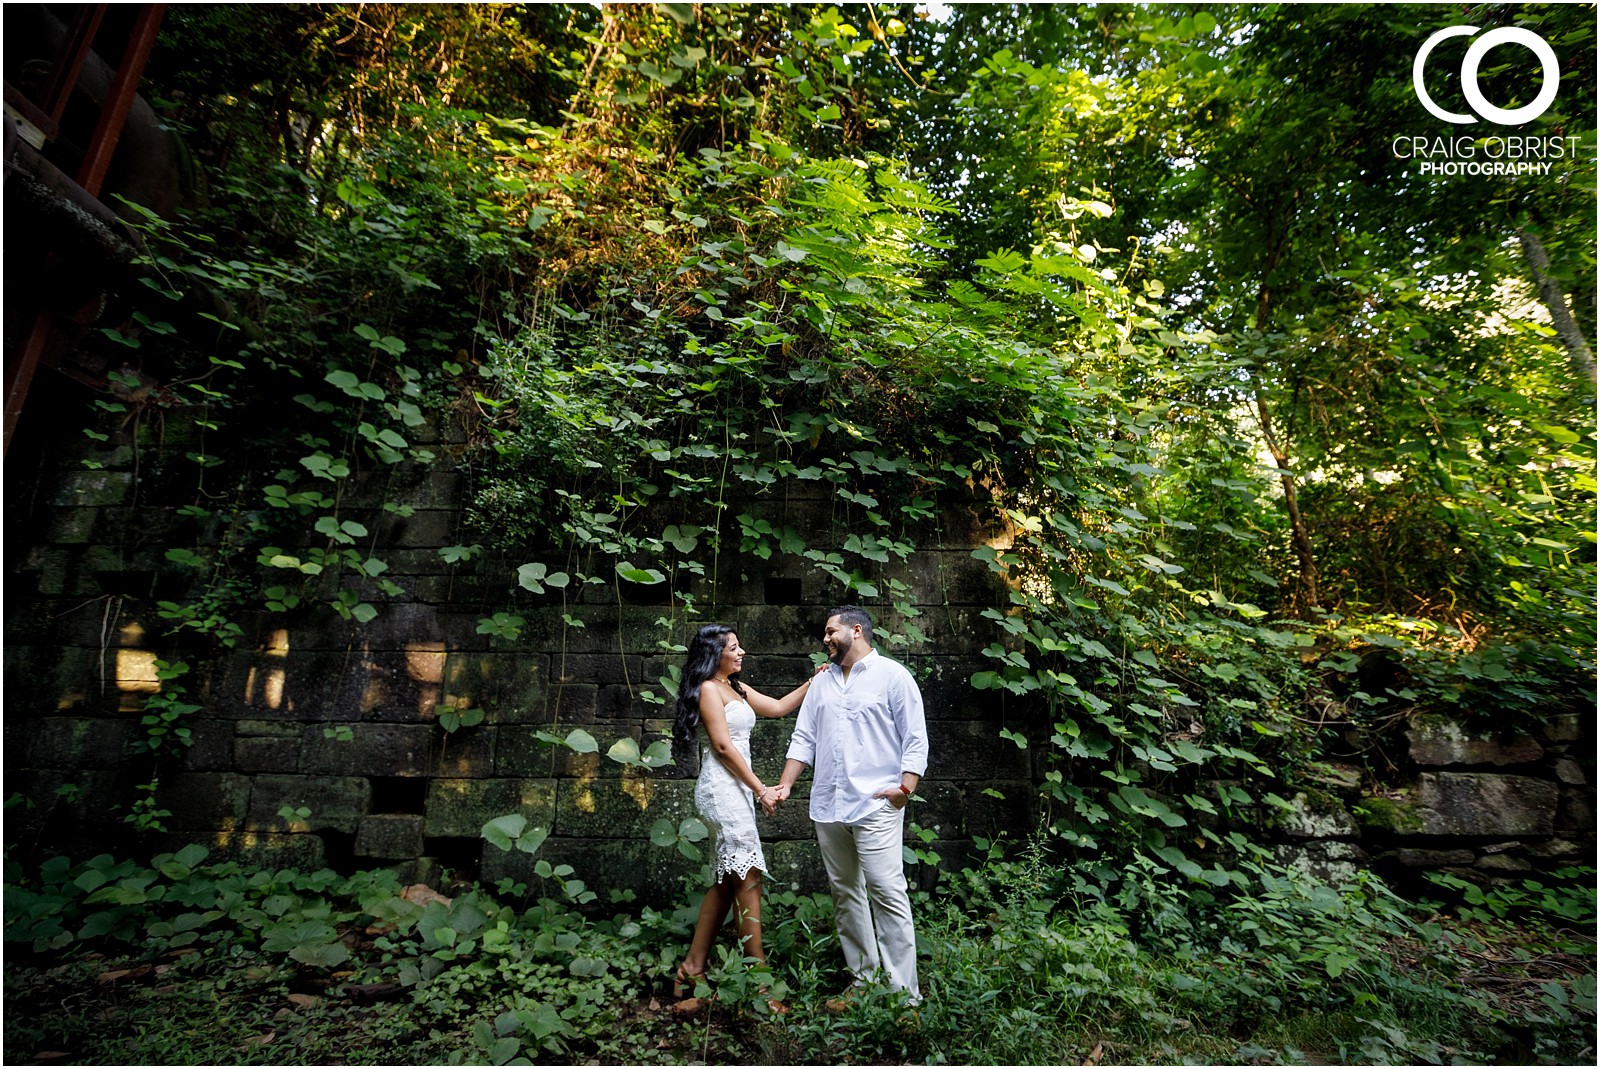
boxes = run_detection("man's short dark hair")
[827,604,874,644]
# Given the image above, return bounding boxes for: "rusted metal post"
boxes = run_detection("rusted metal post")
[42,4,108,129]
[75,3,166,197]
[4,312,56,455]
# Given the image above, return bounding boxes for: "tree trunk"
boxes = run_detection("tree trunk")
[1519,229,1596,389]
[1254,247,1321,613]
[1254,389,1321,612]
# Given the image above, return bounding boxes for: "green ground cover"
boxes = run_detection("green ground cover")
[5,835,1592,1066]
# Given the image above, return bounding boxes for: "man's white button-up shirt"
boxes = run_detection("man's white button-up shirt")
[786,649,930,825]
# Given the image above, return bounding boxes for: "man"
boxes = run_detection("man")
[773,604,930,1004]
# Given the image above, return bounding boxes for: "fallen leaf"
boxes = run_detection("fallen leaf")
[241,1031,275,1049]
[33,1052,72,1062]
[401,884,451,907]
[1084,1041,1104,1066]
[287,993,318,1010]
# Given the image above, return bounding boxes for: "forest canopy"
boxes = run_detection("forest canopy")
[130,1,1593,664]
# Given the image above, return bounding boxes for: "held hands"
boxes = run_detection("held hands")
[757,782,792,816]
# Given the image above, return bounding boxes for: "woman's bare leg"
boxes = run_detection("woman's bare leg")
[733,870,765,965]
[681,875,736,980]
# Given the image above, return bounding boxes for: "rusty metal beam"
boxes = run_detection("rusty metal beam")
[76,3,166,197]
[4,311,56,456]
[7,4,167,454]
[42,4,107,129]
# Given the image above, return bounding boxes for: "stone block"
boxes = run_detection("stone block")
[28,717,133,768]
[1558,786,1595,834]
[551,654,649,687]
[1406,718,1544,767]
[1354,794,1425,835]
[48,508,98,544]
[1385,847,1476,867]
[549,683,598,724]
[925,719,1032,781]
[237,719,304,739]
[917,656,992,716]
[933,550,1008,606]
[299,724,437,777]
[750,783,813,841]
[441,652,548,722]
[1270,840,1369,885]
[234,735,301,773]
[1526,838,1583,858]
[434,725,495,778]
[205,648,358,722]
[1542,713,1581,742]
[425,778,556,838]
[378,509,459,549]
[19,548,74,595]
[737,656,821,694]
[1302,762,1364,796]
[765,838,829,895]
[5,646,97,713]
[1412,773,1559,837]
[1475,853,1532,873]
[554,776,697,840]
[947,781,1035,841]
[489,837,662,902]
[917,606,1003,646]
[181,719,235,772]
[722,605,815,656]
[356,814,426,859]
[749,717,799,770]
[556,720,638,777]
[246,774,372,834]
[158,773,252,833]
[204,832,327,871]
[596,684,642,719]
[1279,792,1359,840]
[52,470,133,508]
[1554,758,1587,786]
[495,726,559,777]
[375,549,458,578]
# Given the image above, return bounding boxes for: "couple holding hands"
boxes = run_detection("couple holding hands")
[671,605,929,1009]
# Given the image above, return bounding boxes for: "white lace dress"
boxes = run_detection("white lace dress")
[695,698,767,881]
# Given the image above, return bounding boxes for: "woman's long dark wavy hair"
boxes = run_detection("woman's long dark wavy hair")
[674,624,747,748]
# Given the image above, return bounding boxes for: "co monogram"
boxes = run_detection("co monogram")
[1413,26,1559,125]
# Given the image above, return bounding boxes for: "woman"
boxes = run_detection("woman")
[672,623,813,1001]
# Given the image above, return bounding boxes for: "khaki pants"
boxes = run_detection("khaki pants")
[815,803,920,1001]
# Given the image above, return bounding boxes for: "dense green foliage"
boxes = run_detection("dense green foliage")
[85,0,1592,867]
[8,3,1595,1062]
[5,835,1594,1065]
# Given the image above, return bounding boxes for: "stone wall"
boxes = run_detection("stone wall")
[1269,712,1594,888]
[5,417,1592,902]
[3,433,1033,903]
